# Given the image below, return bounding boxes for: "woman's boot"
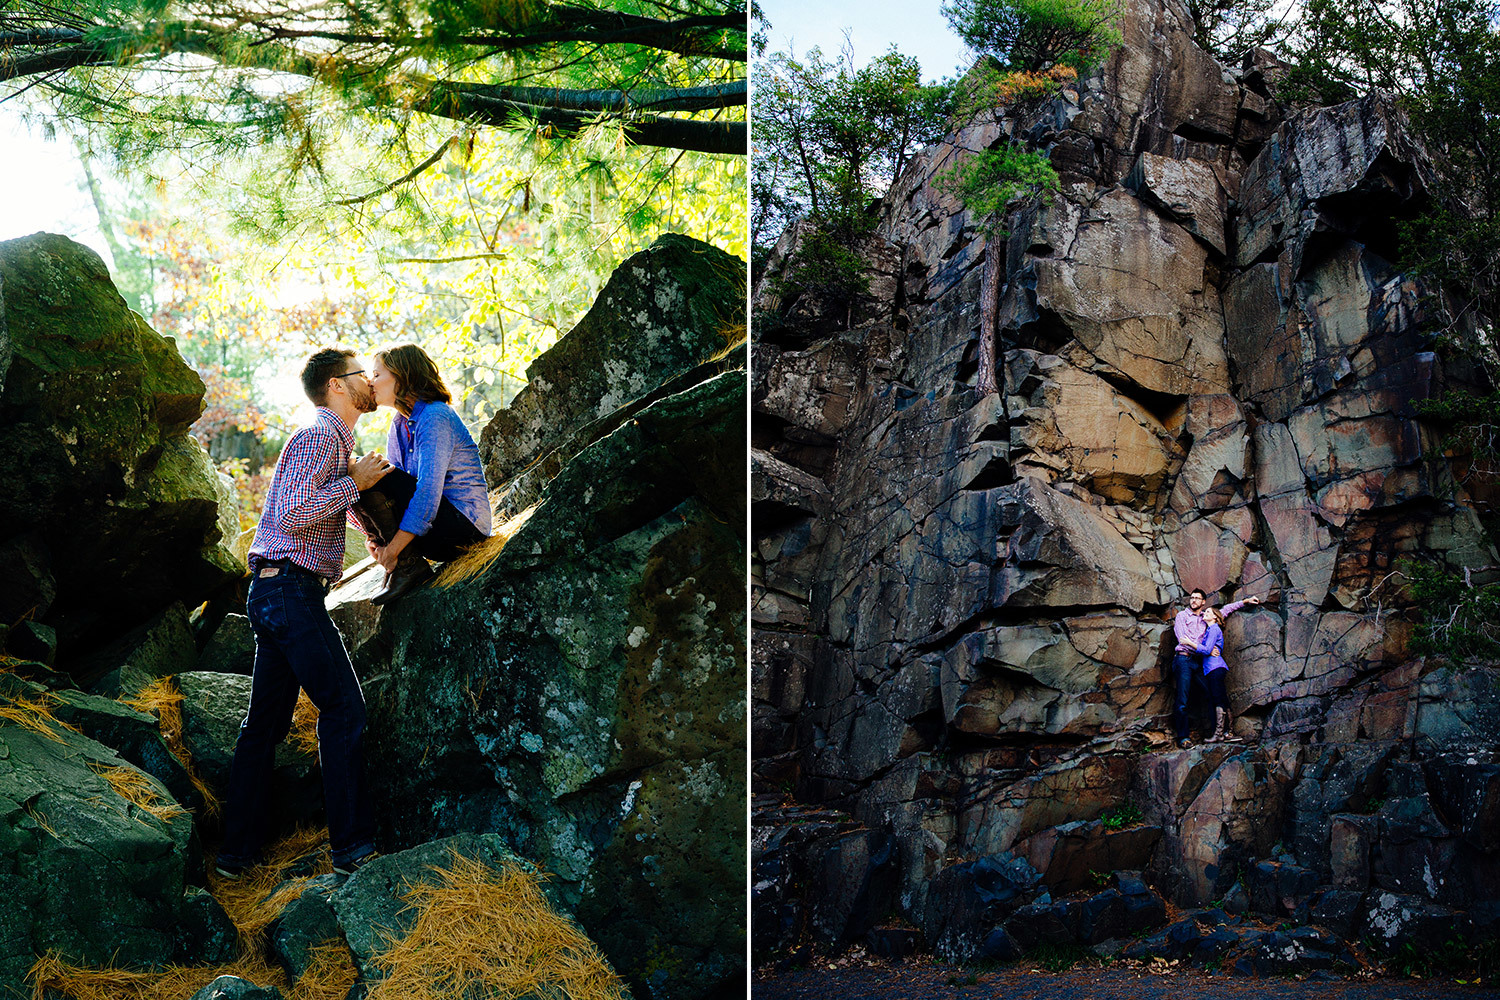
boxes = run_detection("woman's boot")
[1223,712,1242,742]
[371,549,433,605]
[349,491,396,547]
[1211,708,1226,742]
[350,491,433,603]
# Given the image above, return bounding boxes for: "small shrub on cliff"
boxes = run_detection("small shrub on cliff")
[1402,557,1500,659]
[1099,802,1143,830]
[937,143,1060,235]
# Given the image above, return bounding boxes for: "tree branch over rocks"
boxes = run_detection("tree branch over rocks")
[0,2,748,155]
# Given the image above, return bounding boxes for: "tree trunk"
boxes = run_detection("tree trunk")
[976,233,1002,396]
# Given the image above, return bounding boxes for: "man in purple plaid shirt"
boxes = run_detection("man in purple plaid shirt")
[216,348,393,879]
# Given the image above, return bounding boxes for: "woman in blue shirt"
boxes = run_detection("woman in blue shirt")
[349,344,492,604]
[1192,605,1239,742]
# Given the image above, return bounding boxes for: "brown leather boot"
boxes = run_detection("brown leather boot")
[1210,708,1226,742]
[370,548,434,605]
[350,490,398,547]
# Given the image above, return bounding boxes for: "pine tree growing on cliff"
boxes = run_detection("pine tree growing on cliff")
[935,0,1120,395]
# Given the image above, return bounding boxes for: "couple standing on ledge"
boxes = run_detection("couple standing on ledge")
[215,345,492,879]
[1171,587,1262,749]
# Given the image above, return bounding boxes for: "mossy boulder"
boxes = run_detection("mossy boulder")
[309,236,748,1000]
[0,699,234,995]
[478,232,744,490]
[0,233,242,659]
[353,370,745,1000]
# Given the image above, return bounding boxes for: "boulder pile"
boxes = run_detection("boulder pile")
[0,230,746,999]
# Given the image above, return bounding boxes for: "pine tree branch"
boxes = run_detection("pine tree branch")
[333,136,458,205]
[0,18,747,154]
[254,11,747,61]
[444,80,745,113]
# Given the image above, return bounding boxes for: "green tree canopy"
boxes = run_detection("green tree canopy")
[940,0,1121,72]
[750,44,949,259]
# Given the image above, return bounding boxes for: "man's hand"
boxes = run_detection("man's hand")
[365,538,379,561]
[350,453,393,491]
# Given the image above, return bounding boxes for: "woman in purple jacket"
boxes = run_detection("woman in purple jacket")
[1193,605,1240,742]
[350,344,492,604]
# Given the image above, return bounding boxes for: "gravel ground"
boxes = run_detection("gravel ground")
[753,963,1500,999]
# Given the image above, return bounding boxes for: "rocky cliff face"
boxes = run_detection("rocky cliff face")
[753,0,1500,970]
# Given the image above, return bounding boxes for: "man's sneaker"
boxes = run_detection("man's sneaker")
[214,860,251,880]
[1177,738,1193,749]
[334,851,379,876]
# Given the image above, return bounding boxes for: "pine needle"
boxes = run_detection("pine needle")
[208,825,334,949]
[291,690,320,757]
[366,850,627,1000]
[26,950,286,1000]
[123,676,221,819]
[88,762,187,823]
[435,505,537,589]
[0,690,80,743]
[295,941,361,1000]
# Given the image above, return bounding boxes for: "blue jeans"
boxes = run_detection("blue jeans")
[1172,652,1205,741]
[218,563,374,868]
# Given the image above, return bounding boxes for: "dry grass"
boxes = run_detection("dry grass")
[207,825,334,948]
[435,505,537,590]
[27,951,287,1000]
[89,763,187,824]
[0,690,81,744]
[291,690,320,758]
[123,677,221,819]
[365,850,626,1000]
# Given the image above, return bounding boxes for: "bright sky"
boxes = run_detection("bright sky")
[758,0,972,81]
[0,113,111,263]
[0,107,328,417]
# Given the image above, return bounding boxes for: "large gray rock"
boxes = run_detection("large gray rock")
[0,233,242,659]
[0,709,235,993]
[479,233,744,492]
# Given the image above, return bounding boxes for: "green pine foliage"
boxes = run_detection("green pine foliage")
[1402,558,1500,660]
[936,143,1059,235]
[940,0,1122,72]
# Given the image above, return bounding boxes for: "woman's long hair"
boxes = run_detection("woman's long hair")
[377,344,452,414]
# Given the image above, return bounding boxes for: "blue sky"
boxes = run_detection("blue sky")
[758,0,973,82]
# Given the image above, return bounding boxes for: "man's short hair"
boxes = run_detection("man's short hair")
[301,348,357,405]
[1190,588,1207,599]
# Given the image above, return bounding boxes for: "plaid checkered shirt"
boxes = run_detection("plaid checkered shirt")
[247,406,360,582]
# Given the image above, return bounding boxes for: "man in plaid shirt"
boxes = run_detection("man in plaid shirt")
[216,348,392,878]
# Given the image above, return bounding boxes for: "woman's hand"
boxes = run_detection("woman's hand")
[373,529,417,573]
[1212,647,1221,657]
[1246,595,1262,605]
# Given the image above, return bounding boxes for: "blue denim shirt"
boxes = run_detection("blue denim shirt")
[388,400,492,538]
